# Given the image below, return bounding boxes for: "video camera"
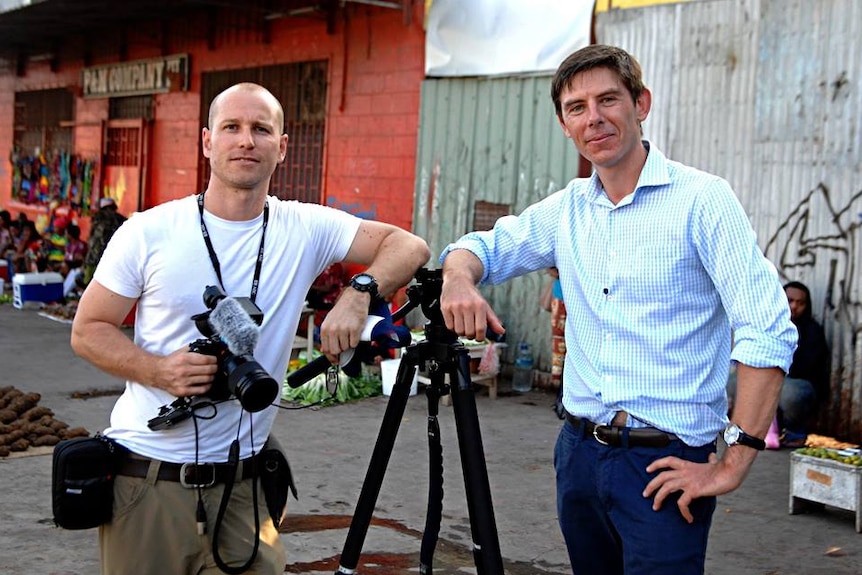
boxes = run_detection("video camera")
[148,285,279,430]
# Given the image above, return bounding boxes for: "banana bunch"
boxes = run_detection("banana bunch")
[795,447,862,467]
[805,433,859,449]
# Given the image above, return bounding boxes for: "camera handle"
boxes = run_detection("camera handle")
[334,269,504,575]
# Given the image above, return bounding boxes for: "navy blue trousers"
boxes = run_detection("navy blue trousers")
[554,420,717,575]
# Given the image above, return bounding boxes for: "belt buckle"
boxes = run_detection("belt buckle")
[180,463,216,489]
[592,424,611,446]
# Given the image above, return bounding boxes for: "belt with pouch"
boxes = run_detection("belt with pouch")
[565,412,678,448]
[117,453,260,488]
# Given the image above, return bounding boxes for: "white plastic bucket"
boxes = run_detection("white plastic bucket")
[381,357,418,397]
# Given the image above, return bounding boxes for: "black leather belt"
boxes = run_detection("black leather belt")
[117,453,259,488]
[565,412,677,448]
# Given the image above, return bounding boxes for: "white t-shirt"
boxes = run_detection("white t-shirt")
[95,194,360,462]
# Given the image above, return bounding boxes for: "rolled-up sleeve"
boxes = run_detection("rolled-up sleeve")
[439,192,564,285]
[692,179,798,372]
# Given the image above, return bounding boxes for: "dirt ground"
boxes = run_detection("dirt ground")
[1,303,860,574]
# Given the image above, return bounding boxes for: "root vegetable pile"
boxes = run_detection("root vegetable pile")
[0,386,89,457]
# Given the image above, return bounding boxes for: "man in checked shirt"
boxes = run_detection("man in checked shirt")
[439,44,797,575]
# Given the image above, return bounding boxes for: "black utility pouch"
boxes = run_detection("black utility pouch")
[52,434,121,530]
[259,435,297,528]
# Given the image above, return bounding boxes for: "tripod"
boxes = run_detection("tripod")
[335,268,504,575]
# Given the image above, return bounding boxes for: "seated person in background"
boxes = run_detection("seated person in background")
[43,218,68,273]
[727,280,829,446]
[781,281,830,444]
[0,210,12,256]
[11,221,42,273]
[63,224,88,270]
[60,224,88,296]
[1,211,14,276]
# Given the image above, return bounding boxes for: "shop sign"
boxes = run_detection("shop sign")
[82,54,189,99]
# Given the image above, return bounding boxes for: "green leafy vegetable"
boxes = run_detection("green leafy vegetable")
[282,367,382,406]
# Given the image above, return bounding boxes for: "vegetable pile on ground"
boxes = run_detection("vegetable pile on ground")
[282,352,382,406]
[0,386,89,457]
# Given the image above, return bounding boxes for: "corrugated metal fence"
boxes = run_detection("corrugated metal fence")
[599,0,862,441]
[412,0,862,440]
[412,75,579,370]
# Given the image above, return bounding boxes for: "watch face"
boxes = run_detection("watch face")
[724,425,740,445]
[351,273,378,295]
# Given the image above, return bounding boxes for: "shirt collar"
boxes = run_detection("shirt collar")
[636,141,672,190]
[584,140,672,205]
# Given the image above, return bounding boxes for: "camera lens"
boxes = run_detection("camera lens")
[202,285,227,309]
[223,354,279,412]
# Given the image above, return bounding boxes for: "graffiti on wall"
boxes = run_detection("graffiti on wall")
[326,197,377,221]
[765,183,862,332]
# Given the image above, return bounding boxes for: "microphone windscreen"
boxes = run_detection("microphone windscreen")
[209,297,260,355]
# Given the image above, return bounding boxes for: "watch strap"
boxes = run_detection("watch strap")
[727,424,766,450]
[737,430,766,450]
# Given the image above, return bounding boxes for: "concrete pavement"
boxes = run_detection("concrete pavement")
[1,303,860,574]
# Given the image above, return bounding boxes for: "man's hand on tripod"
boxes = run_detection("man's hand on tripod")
[319,288,371,363]
[441,251,505,341]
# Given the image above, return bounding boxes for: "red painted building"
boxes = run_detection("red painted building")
[0,0,425,236]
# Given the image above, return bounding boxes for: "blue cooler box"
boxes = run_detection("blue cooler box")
[13,272,64,309]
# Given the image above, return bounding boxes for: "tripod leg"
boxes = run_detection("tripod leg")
[419,382,444,574]
[448,350,505,575]
[335,350,420,574]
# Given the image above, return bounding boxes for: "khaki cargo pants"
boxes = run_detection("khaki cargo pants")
[100,461,285,575]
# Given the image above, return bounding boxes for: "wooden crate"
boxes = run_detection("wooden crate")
[789,452,862,533]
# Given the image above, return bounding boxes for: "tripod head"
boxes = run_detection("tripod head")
[286,267,471,390]
[393,268,458,347]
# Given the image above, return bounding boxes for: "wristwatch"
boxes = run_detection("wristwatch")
[723,423,766,450]
[349,272,379,299]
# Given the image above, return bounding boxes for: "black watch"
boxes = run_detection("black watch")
[723,423,766,450]
[349,272,379,299]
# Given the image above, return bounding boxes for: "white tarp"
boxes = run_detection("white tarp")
[425,0,595,77]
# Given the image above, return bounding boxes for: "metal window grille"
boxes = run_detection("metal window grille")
[473,201,510,231]
[13,88,74,153]
[106,128,140,166]
[109,96,153,121]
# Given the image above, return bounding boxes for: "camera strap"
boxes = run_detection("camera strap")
[198,191,268,303]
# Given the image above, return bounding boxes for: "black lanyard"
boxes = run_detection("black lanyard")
[197,192,268,303]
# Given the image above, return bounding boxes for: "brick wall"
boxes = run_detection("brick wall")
[150,91,203,204]
[1,3,425,234]
[325,8,424,230]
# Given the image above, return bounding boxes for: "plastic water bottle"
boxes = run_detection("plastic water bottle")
[511,342,534,393]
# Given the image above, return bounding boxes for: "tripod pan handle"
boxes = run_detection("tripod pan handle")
[285,355,332,388]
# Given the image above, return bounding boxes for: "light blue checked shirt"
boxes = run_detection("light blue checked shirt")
[440,142,797,446]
